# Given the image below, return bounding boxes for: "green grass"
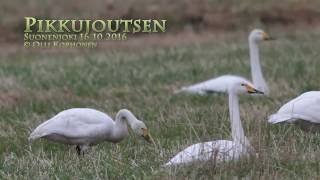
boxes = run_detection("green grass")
[1,28,320,179]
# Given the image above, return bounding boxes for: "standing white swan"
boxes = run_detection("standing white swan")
[176,29,273,95]
[29,108,151,155]
[268,91,320,124]
[165,82,263,166]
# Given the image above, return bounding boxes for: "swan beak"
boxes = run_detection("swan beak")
[142,128,151,143]
[246,85,264,94]
[263,32,275,40]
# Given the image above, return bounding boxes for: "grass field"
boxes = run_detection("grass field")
[1,27,320,179]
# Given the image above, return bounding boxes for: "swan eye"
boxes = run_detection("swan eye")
[240,83,245,86]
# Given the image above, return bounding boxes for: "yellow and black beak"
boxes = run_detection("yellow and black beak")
[142,128,151,143]
[262,32,275,40]
[245,84,264,94]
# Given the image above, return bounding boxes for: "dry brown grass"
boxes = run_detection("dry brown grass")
[1,0,320,43]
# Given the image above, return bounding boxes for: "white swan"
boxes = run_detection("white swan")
[165,82,263,166]
[176,29,273,95]
[29,108,151,155]
[268,91,320,124]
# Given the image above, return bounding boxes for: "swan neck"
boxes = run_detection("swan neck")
[112,110,137,142]
[249,40,268,93]
[111,120,129,142]
[115,110,136,128]
[228,92,251,148]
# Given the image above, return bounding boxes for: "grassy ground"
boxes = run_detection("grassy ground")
[1,27,320,179]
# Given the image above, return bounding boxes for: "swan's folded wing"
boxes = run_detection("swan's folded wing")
[29,109,113,140]
[179,75,251,94]
[269,92,320,124]
[164,140,239,166]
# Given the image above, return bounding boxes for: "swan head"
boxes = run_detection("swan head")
[229,81,264,95]
[131,120,151,143]
[249,29,273,42]
[116,109,151,142]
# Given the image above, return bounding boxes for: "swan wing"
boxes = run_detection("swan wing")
[176,75,251,95]
[268,91,320,124]
[29,108,114,141]
[164,140,244,166]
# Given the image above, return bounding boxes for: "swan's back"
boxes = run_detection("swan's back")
[164,140,246,167]
[268,91,320,124]
[29,108,115,143]
[178,75,251,95]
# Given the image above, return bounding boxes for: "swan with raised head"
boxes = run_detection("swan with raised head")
[165,82,263,166]
[29,108,151,155]
[176,29,273,95]
[268,91,320,125]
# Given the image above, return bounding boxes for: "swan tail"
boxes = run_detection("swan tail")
[163,162,173,167]
[268,114,295,124]
[174,86,207,95]
[173,87,184,94]
[28,130,48,142]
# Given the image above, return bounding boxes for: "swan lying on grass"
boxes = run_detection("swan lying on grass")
[176,29,273,95]
[29,108,151,155]
[268,91,320,126]
[165,81,263,166]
